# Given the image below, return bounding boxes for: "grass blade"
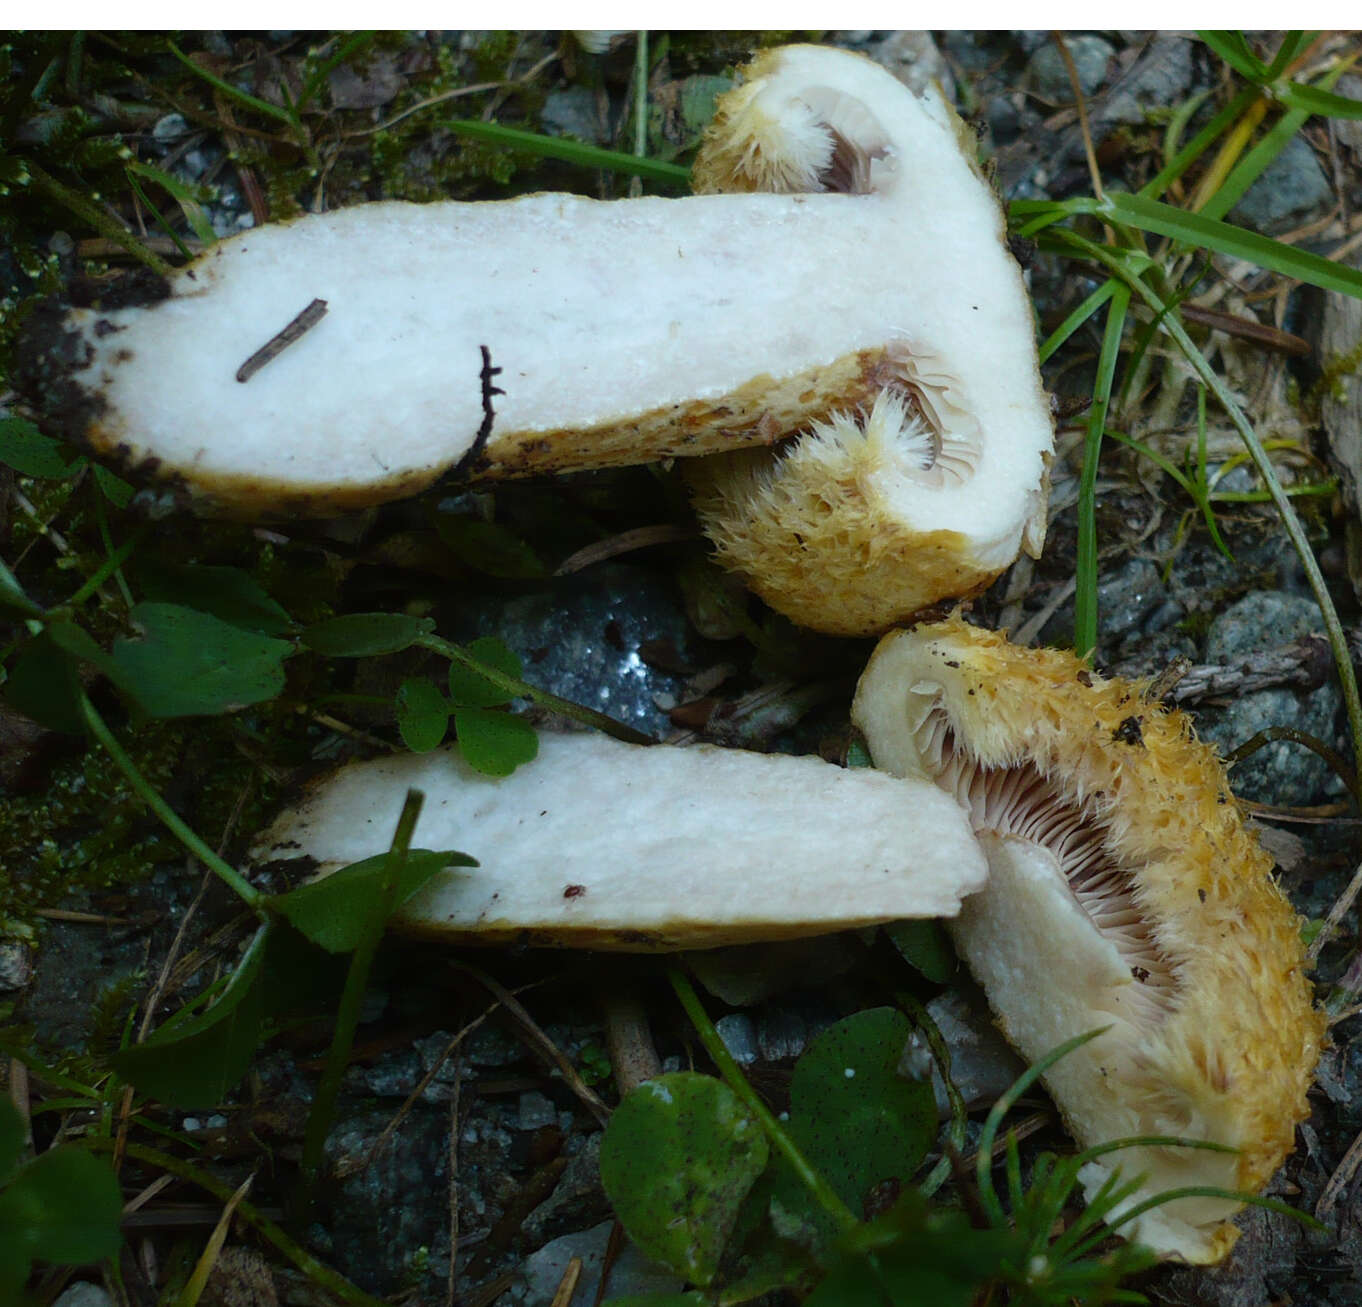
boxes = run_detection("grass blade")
[1277,81,1362,120]
[445,119,691,185]
[167,39,297,127]
[1141,86,1258,200]
[1074,284,1130,660]
[1101,193,1362,299]
[1196,31,1267,82]
[1264,31,1314,79]
[1038,279,1117,364]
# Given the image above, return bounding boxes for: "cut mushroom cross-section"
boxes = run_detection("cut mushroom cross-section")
[251,730,990,950]
[852,615,1324,1264]
[18,44,1050,568]
[687,45,1053,636]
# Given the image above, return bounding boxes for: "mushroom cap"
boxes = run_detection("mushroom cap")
[688,45,1053,636]
[251,731,989,949]
[852,616,1324,1262]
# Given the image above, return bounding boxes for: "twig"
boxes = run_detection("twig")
[1160,635,1332,704]
[549,1258,583,1307]
[235,298,328,383]
[1316,1122,1362,1219]
[555,524,695,575]
[1306,859,1362,966]
[602,991,661,1095]
[1052,33,1103,205]
[450,961,611,1126]
[1181,304,1312,357]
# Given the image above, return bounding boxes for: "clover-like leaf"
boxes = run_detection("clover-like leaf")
[301,612,434,657]
[600,1072,768,1287]
[453,706,537,777]
[787,1008,934,1214]
[109,602,292,717]
[446,635,522,707]
[395,678,451,752]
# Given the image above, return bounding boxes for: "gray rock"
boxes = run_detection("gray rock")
[899,990,1025,1117]
[0,941,31,991]
[152,112,190,143]
[322,1106,452,1292]
[509,1219,683,1305]
[1100,34,1195,126]
[1029,36,1115,101]
[715,1013,759,1065]
[453,564,692,738]
[757,1007,809,1062]
[1228,135,1332,235]
[517,1090,557,1132]
[1097,558,1164,641]
[53,1285,115,1307]
[541,87,605,145]
[1194,591,1341,805]
[522,1133,609,1245]
[871,31,956,103]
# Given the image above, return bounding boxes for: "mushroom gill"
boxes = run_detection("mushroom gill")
[852,615,1324,1263]
[687,45,1051,637]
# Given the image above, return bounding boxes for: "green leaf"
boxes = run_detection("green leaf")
[91,463,134,507]
[0,554,42,618]
[268,848,476,953]
[787,1009,935,1214]
[453,707,538,777]
[1277,81,1362,120]
[436,514,548,579]
[0,1097,25,1179]
[446,635,523,707]
[301,612,434,657]
[395,678,450,752]
[884,920,955,984]
[3,629,90,732]
[0,1146,124,1265]
[1197,30,1267,81]
[1100,192,1362,299]
[108,924,270,1108]
[124,158,217,245]
[109,602,292,717]
[136,563,293,635]
[446,118,691,185]
[0,417,81,478]
[600,1072,769,1286]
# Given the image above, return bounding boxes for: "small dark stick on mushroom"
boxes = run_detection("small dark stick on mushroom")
[235,297,328,383]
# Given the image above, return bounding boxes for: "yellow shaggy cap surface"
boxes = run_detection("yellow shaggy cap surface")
[853,615,1324,1262]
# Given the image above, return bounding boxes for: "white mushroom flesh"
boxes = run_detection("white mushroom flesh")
[252,731,989,949]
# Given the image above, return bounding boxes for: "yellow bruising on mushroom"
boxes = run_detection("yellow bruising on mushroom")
[852,615,1325,1263]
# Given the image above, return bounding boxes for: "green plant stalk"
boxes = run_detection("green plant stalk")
[417,634,654,744]
[667,966,860,1236]
[300,789,423,1189]
[1074,284,1131,660]
[105,1142,390,1307]
[1037,280,1116,364]
[974,1028,1108,1228]
[78,692,263,909]
[26,160,175,278]
[444,118,691,184]
[895,990,966,1197]
[125,170,195,262]
[78,498,143,612]
[1057,228,1362,790]
[166,39,296,127]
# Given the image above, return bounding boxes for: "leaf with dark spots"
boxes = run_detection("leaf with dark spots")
[600,1072,768,1286]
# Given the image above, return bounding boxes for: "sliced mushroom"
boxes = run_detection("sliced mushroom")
[251,731,988,949]
[687,45,1053,635]
[851,616,1323,1263]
